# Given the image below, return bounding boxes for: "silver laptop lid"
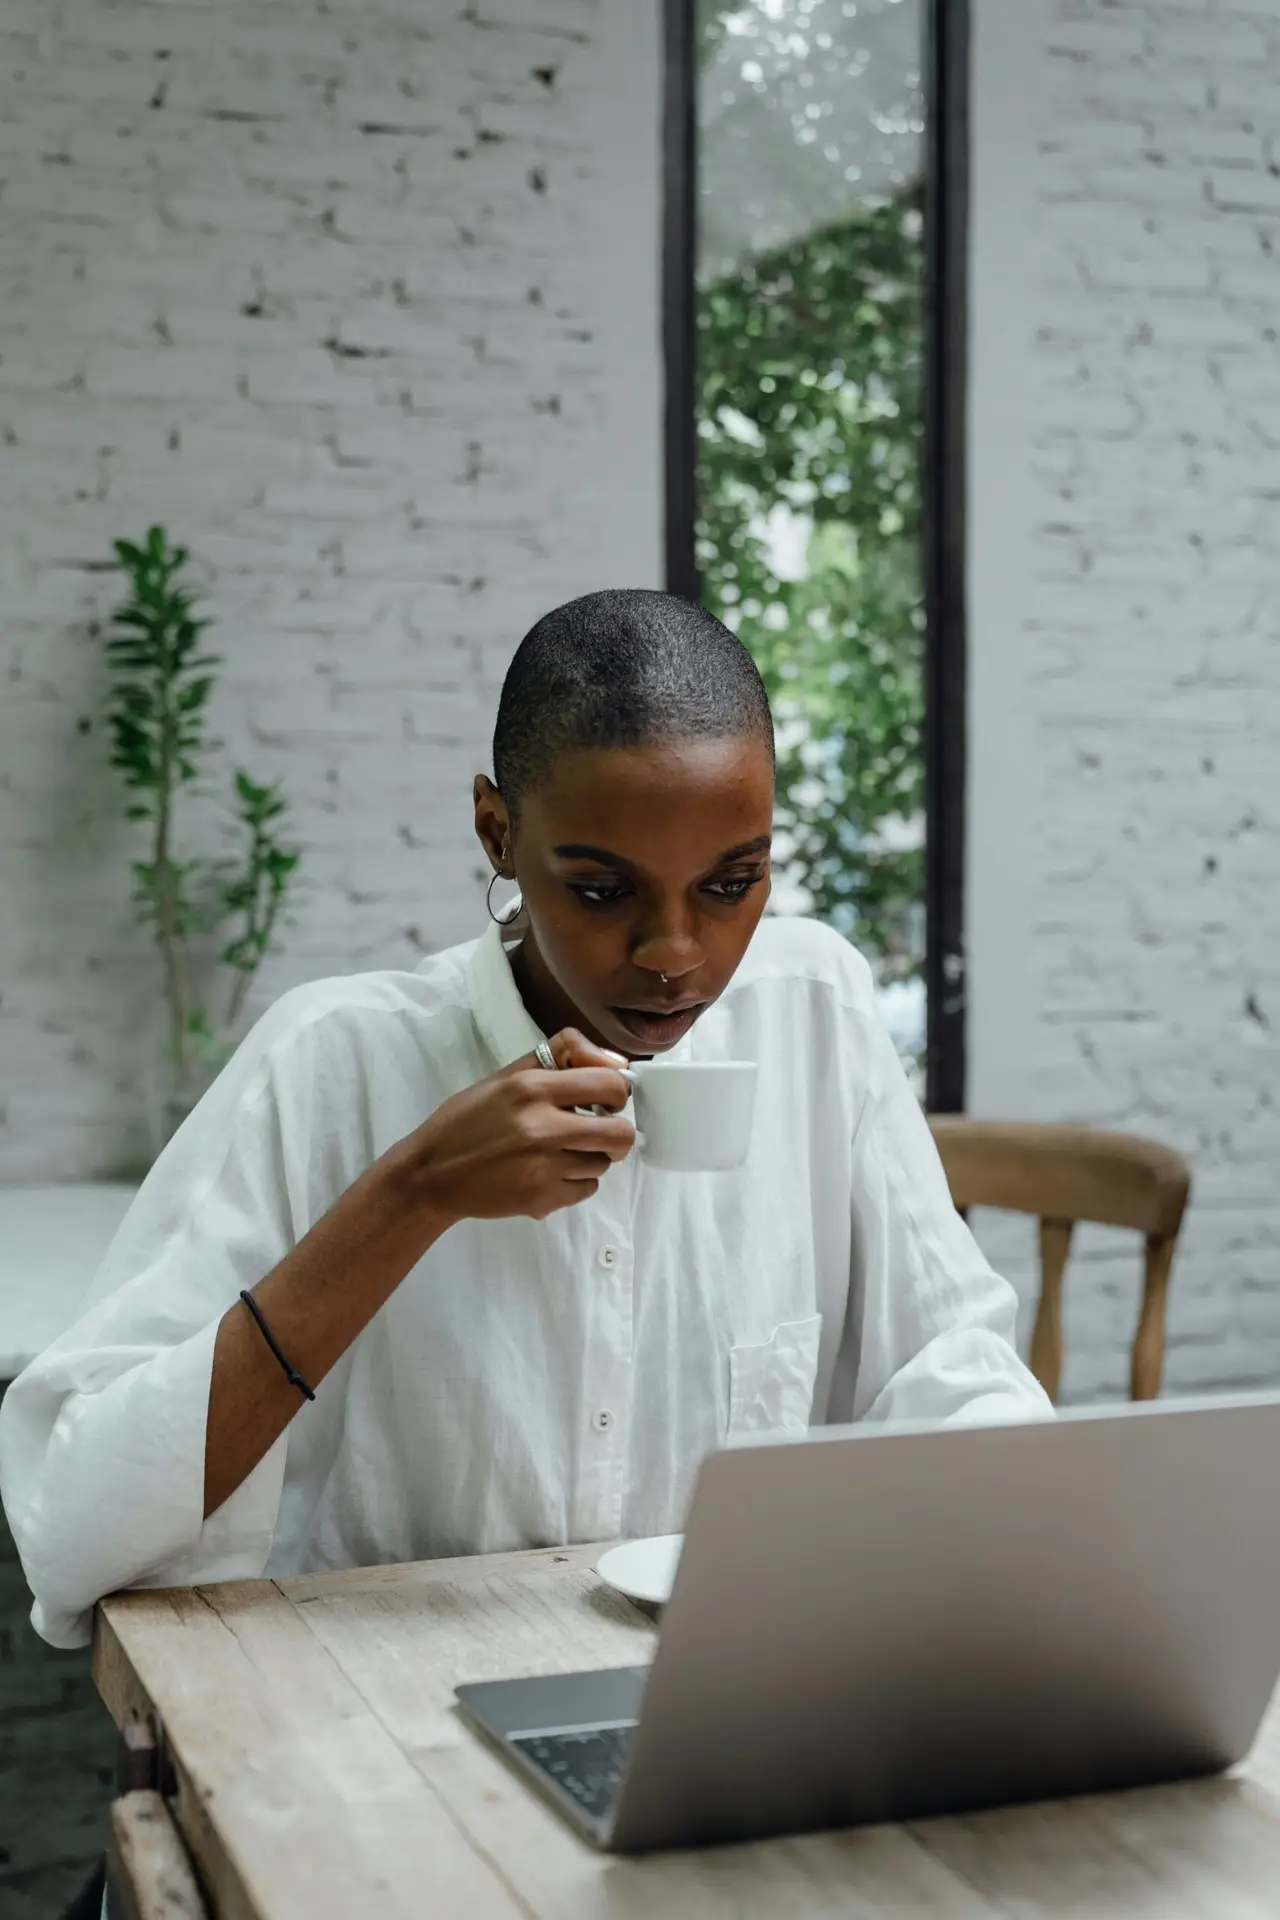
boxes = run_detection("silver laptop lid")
[610,1394,1280,1850]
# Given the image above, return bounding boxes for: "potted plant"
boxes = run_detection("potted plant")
[103,527,302,1153]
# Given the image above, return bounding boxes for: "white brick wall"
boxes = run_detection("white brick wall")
[970,0,1280,1401]
[9,0,1272,1407]
[0,0,661,1178]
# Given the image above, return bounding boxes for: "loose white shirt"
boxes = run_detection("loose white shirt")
[0,916,1050,1649]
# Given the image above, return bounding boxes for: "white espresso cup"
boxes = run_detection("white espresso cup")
[629,1060,758,1172]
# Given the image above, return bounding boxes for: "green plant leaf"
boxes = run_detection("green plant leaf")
[175,678,214,713]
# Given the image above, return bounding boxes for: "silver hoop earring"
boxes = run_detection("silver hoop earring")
[486,868,509,922]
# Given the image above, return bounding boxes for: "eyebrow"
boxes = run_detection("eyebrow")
[552,835,772,868]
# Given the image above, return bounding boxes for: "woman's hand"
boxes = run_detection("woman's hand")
[393,1028,636,1225]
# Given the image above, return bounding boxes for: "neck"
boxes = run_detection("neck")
[507,932,610,1052]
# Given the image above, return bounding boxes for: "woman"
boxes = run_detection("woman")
[0,589,1048,1653]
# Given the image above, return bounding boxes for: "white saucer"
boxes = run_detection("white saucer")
[595,1534,683,1607]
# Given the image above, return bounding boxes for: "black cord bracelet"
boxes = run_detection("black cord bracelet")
[238,1290,316,1402]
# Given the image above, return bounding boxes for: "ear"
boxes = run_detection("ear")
[473,775,512,873]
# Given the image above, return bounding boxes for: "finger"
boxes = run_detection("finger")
[558,1150,614,1182]
[549,1028,631,1072]
[536,1066,634,1114]
[555,1113,636,1162]
[498,1030,627,1083]
[554,1176,600,1209]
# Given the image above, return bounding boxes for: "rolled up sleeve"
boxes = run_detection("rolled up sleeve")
[840,1019,1053,1430]
[0,1066,298,1649]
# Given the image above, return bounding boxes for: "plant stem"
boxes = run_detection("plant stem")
[154,654,189,1075]
[224,819,272,1033]
[223,865,261,1034]
[225,969,250,1036]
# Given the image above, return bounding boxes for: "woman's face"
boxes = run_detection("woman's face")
[474,736,774,1057]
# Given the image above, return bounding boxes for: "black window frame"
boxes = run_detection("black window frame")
[662,0,970,1114]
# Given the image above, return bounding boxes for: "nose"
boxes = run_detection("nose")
[631,917,703,983]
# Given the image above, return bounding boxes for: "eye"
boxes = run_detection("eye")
[568,880,632,908]
[703,872,767,904]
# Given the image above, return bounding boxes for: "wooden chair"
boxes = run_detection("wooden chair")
[928,1119,1191,1403]
[105,1720,207,1920]
[107,1790,207,1920]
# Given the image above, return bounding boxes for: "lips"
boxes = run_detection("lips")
[609,1002,707,1049]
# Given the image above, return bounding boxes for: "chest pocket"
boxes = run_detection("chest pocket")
[728,1314,823,1440]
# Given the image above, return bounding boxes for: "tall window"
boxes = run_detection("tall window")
[690,0,929,1081]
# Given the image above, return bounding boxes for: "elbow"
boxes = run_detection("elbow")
[2,1480,100,1651]
[2,1382,199,1646]
[3,1447,110,1648]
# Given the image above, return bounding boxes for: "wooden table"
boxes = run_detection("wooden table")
[95,1544,1280,1919]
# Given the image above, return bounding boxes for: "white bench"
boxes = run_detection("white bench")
[0,1184,138,1380]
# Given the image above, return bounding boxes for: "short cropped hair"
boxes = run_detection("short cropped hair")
[492,588,774,815]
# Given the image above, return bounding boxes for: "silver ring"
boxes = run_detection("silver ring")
[534,1040,556,1072]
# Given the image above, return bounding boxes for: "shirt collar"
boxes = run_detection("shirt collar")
[468,919,544,1069]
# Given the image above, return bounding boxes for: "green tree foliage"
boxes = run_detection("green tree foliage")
[695,188,925,980]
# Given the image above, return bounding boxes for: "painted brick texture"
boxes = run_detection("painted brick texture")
[6,0,1276,1414]
[0,0,659,1179]
[977,0,1280,1402]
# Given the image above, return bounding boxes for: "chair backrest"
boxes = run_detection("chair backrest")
[928,1119,1191,1403]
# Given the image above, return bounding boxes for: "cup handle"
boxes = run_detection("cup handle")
[573,1067,633,1120]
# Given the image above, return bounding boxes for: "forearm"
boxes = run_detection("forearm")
[0,1034,630,1645]
[204,1147,450,1518]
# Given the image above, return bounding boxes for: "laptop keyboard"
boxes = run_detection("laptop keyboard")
[510,1724,635,1821]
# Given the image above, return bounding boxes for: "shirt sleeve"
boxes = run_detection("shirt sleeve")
[0,1054,304,1650]
[832,1013,1054,1430]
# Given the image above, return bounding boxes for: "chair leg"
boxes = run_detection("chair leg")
[108,1789,208,1920]
[1030,1219,1073,1404]
[1132,1233,1175,1400]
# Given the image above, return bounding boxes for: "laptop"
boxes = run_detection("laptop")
[455,1392,1280,1853]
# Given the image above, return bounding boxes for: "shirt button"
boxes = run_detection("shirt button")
[598,1246,619,1270]
[593,1409,614,1432]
